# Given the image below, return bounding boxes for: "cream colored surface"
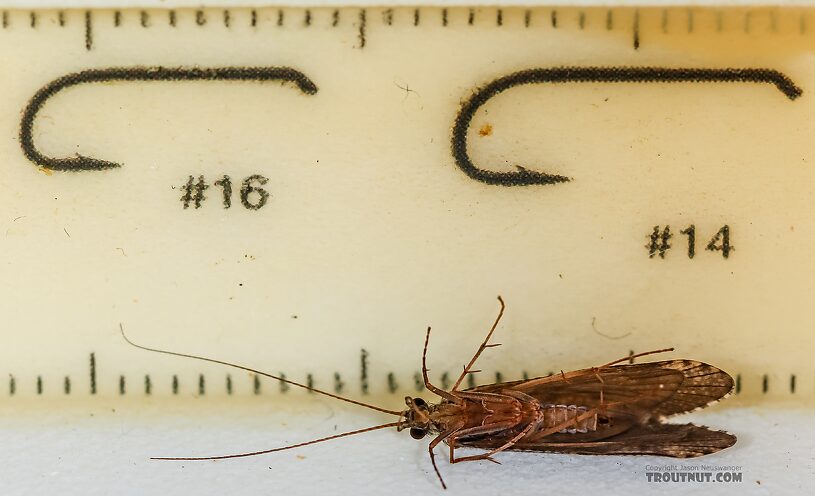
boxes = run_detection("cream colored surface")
[0,7,813,406]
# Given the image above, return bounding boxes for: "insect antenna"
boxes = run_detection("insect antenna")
[119,324,403,416]
[152,421,402,460]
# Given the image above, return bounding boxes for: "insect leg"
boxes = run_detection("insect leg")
[428,424,463,490]
[598,348,674,368]
[451,296,505,391]
[441,419,522,464]
[447,435,499,465]
[559,370,572,384]
[423,327,461,402]
[450,419,538,464]
[589,367,606,414]
[448,419,523,440]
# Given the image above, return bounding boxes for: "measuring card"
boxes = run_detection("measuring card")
[1,5,813,405]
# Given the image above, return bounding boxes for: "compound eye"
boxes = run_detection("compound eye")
[410,428,427,440]
[413,397,426,407]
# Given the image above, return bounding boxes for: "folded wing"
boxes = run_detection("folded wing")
[499,423,737,457]
[467,359,733,419]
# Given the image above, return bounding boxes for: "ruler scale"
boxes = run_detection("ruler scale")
[1,6,814,405]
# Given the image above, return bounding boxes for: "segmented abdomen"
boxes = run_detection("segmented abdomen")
[541,404,597,433]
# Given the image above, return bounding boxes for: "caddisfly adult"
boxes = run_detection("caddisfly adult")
[121,296,735,489]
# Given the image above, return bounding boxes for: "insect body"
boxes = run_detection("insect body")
[122,296,735,489]
[397,298,735,487]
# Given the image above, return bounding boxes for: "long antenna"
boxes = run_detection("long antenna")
[152,421,401,460]
[119,324,403,417]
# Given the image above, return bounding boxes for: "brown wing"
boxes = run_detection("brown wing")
[647,361,734,417]
[528,423,737,457]
[467,360,733,418]
[459,422,736,457]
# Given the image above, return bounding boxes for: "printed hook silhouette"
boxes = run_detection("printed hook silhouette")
[451,67,803,186]
[20,66,318,171]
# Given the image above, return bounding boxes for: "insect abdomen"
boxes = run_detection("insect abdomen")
[542,404,597,433]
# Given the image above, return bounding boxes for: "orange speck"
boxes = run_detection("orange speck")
[39,167,53,176]
[478,123,493,137]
